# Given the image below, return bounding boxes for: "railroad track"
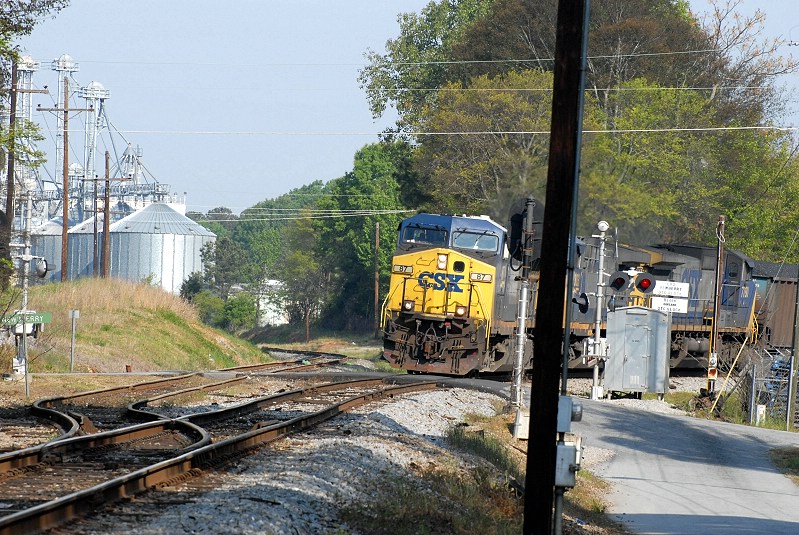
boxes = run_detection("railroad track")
[0,376,439,534]
[0,408,62,453]
[219,354,348,374]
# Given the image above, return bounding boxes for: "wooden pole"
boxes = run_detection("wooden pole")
[61,78,69,282]
[374,222,380,337]
[103,152,111,277]
[524,1,589,533]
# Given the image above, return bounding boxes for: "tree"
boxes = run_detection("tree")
[362,1,796,131]
[1,1,68,289]
[0,1,70,64]
[222,292,257,332]
[275,215,332,342]
[232,181,330,323]
[358,0,493,132]
[413,70,559,218]
[192,290,225,326]
[200,237,252,300]
[362,0,798,254]
[179,272,204,302]
[314,142,411,330]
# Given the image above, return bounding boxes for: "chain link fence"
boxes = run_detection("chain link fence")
[738,347,795,428]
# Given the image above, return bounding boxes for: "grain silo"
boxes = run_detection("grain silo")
[108,203,215,293]
[67,214,106,278]
[30,217,65,282]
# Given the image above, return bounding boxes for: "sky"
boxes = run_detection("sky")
[13,0,799,215]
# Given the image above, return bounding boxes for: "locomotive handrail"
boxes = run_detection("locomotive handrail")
[380,279,406,331]
[469,283,491,348]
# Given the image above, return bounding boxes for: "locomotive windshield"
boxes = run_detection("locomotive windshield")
[401,225,447,246]
[452,230,499,253]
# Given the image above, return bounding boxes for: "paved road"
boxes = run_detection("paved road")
[573,399,799,534]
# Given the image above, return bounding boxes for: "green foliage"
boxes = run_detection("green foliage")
[192,290,225,326]
[313,142,411,330]
[223,292,257,332]
[358,0,494,131]
[200,237,252,300]
[414,69,558,218]
[179,272,204,302]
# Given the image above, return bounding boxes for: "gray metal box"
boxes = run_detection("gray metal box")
[604,306,671,395]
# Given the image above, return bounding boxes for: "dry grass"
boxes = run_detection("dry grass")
[1,278,265,375]
[770,447,799,486]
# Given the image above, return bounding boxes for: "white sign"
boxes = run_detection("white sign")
[653,281,689,298]
[651,296,689,313]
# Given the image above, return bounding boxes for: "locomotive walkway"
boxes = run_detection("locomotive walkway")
[574,399,799,534]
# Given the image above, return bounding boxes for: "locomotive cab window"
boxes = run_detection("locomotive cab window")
[452,231,499,253]
[401,226,447,246]
[727,262,739,280]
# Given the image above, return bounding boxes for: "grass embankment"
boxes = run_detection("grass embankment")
[0,278,265,375]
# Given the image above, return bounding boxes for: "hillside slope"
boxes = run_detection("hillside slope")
[1,278,266,374]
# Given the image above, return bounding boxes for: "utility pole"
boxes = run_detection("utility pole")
[374,222,380,337]
[103,152,111,277]
[524,1,590,533]
[60,80,69,281]
[38,78,92,282]
[708,215,725,395]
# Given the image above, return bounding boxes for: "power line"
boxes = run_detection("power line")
[57,48,722,68]
[392,85,773,93]
[199,209,414,223]
[36,125,794,136]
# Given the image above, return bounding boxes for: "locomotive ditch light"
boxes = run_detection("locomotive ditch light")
[402,300,415,312]
[607,271,630,292]
[454,305,467,317]
[634,273,656,294]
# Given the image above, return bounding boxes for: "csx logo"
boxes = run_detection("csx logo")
[418,272,464,292]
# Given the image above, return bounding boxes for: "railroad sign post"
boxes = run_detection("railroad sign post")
[70,310,79,372]
[1,311,53,326]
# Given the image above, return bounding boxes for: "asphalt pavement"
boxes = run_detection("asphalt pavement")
[573,399,799,534]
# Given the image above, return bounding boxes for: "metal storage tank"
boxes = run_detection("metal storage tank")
[108,203,215,294]
[30,218,66,282]
[67,215,108,279]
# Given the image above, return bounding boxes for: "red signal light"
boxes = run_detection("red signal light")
[634,274,656,294]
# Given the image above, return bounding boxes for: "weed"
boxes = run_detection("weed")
[770,447,799,485]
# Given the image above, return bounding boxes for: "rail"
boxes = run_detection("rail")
[0,378,439,534]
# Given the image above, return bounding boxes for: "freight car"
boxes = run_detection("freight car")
[381,202,766,377]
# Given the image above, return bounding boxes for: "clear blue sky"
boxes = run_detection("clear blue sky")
[14,0,797,215]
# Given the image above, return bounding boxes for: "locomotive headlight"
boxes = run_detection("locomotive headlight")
[454,305,467,317]
[437,254,448,270]
[469,273,493,282]
[402,300,415,312]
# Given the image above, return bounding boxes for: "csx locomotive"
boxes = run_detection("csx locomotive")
[381,203,767,376]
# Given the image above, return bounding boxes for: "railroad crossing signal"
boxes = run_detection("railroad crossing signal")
[608,271,630,291]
